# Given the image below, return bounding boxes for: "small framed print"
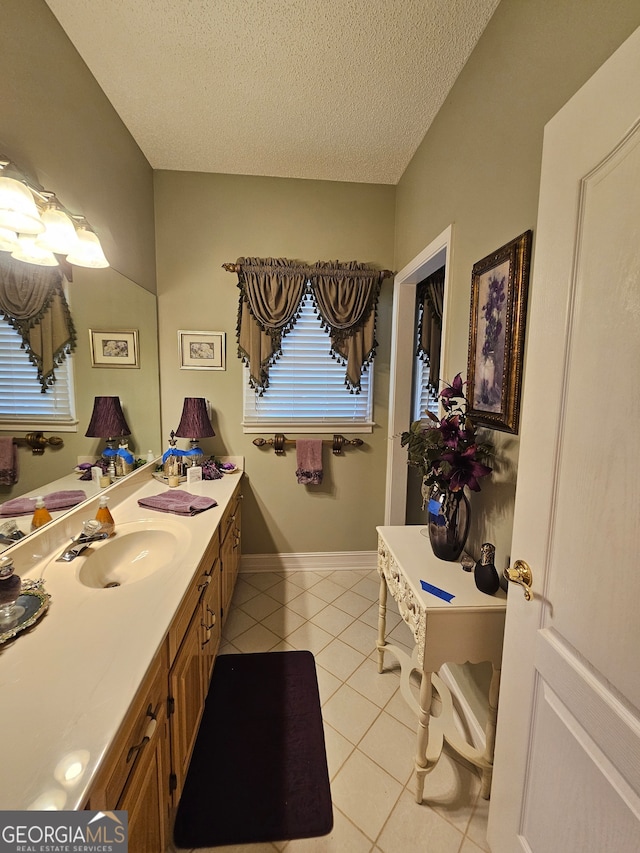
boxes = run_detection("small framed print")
[89,329,139,368]
[178,330,226,370]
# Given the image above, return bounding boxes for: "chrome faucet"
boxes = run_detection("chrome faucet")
[56,519,110,562]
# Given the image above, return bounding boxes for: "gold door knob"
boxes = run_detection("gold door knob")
[504,559,533,601]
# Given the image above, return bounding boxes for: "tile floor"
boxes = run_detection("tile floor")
[176,568,490,853]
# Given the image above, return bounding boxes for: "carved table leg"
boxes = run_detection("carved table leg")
[415,669,433,803]
[377,573,388,673]
[479,665,501,799]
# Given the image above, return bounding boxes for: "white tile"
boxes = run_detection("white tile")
[384,689,418,732]
[460,838,486,853]
[243,571,285,591]
[376,788,464,853]
[321,684,380,746]
[286,570,326,590]
[223,607,257,641]
[327,570,372,590]
[232,623,281,652]
[311,577,348,603]
[281,806,371,852]
[230,576,262,606]
[322,722,354,781]
[315,638,366,682]
[331,750,402,841]
[346,657,400,710]
[196,843,279,852]
[287,592,329,619]
[311,604,356,636]
[465,795,490,852]
[338,619,377,656]
[333,590,372,618]
[411,750,480,835]
[260,605,307,639]
[285,621,334,654]
[266,580,306,605]
[358,711,415,784]
[240,592,282,621]
[351,576,381,602]
[314,663,343,706]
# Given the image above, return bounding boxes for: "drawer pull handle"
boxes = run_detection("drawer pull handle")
[126,705,157,763]
[198,576,212,591]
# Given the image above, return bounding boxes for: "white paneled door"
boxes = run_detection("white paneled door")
[488,26,640,853]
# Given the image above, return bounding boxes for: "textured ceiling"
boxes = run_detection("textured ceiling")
[45,0,500,185]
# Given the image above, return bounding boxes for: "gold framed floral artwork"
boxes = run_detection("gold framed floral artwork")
[178,330,226,370]
[466,230,532,434]
[89,329,139,368]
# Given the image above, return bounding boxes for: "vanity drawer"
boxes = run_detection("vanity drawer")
[88,645,167,810]
[220,485,242,545]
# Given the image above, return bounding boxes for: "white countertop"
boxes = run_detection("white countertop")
[0,459,243,811]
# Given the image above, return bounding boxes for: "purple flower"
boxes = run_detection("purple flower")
[439,415,464,447]
[441,446,493,492]
[439,373,466,411]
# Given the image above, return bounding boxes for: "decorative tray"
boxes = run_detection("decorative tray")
[0,580,51,645]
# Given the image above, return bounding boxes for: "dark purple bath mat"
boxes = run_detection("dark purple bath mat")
[173,650,333,848]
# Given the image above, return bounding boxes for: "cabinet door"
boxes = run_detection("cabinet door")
[200,564,221,690]
[220,495,241,624]
[119,704,170,853]
[168,615,206,802]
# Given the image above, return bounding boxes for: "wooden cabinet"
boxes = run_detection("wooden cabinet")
[220,486,242,625]
[86,478,242,851]
[87,647,171,851]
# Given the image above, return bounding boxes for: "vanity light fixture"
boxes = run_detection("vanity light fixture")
[0,155,109,268]
[175,397,215,467]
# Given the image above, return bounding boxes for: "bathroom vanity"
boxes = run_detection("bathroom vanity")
[0,460,243,851]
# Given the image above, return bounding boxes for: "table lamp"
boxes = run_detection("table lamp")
[174,397,215,468]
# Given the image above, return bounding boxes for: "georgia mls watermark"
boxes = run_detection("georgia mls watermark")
[0,811,128,853]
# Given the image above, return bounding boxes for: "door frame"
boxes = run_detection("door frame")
[384,225,453,524]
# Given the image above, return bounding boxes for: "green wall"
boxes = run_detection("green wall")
[395,0,640,567]
[154,171,395,555]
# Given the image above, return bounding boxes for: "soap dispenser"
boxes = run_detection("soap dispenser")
[95,495,115,536]
[31,496,53,531]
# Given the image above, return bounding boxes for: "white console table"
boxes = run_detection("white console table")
[376,526,507,801]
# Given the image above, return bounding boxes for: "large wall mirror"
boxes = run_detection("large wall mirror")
[0,265,161,545]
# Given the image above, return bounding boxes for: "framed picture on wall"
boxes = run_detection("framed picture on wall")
[89,329,139,368]
[178,330,226,370]
[466,230,532,434]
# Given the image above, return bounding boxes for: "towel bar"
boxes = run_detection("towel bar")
[13,432,64,455]
[252,434,364,456]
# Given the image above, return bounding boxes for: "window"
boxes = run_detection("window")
[243,294,373,432]
[0,319,76,429]
[412,354,439,423]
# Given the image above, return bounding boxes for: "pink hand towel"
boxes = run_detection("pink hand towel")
[0,489,87,517]
[296,439,323,485]
[0,438,18,486]
[137,490,218,516]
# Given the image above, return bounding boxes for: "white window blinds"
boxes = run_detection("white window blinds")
[0,318,75,426]
[243,294,373,431]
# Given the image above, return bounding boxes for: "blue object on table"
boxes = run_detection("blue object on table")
[420,579,455,603]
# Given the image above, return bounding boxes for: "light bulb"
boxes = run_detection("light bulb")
[11,233,58,266]
[66,226,109,268]
[36,205,78,255]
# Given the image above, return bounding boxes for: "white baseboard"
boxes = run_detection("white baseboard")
[240,551,377,573]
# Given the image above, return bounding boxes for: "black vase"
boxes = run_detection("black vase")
[425,484,470,562]
[474,543,500,595]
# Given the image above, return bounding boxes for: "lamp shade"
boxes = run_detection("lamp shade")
[66,225,109,268]
[85,396,131,438]
[11,233,58,267]
[175,398,215,439]
[0,228,17,251]
[0,176,44,235]
[36,205,79,255]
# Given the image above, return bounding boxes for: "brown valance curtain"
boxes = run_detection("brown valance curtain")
[235,257,386,394]
[0,254,77,392]
[416,266,445,400]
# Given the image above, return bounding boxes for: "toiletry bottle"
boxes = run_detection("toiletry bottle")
[31,496,53,531]
[95,495,115,536]
[115,440,134,478]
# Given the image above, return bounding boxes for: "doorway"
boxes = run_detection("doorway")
[384,225,453,525]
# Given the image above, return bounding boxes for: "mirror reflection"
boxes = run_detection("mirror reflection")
[0,265,161,547]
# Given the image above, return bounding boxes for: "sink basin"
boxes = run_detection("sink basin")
[76,521,190,589]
